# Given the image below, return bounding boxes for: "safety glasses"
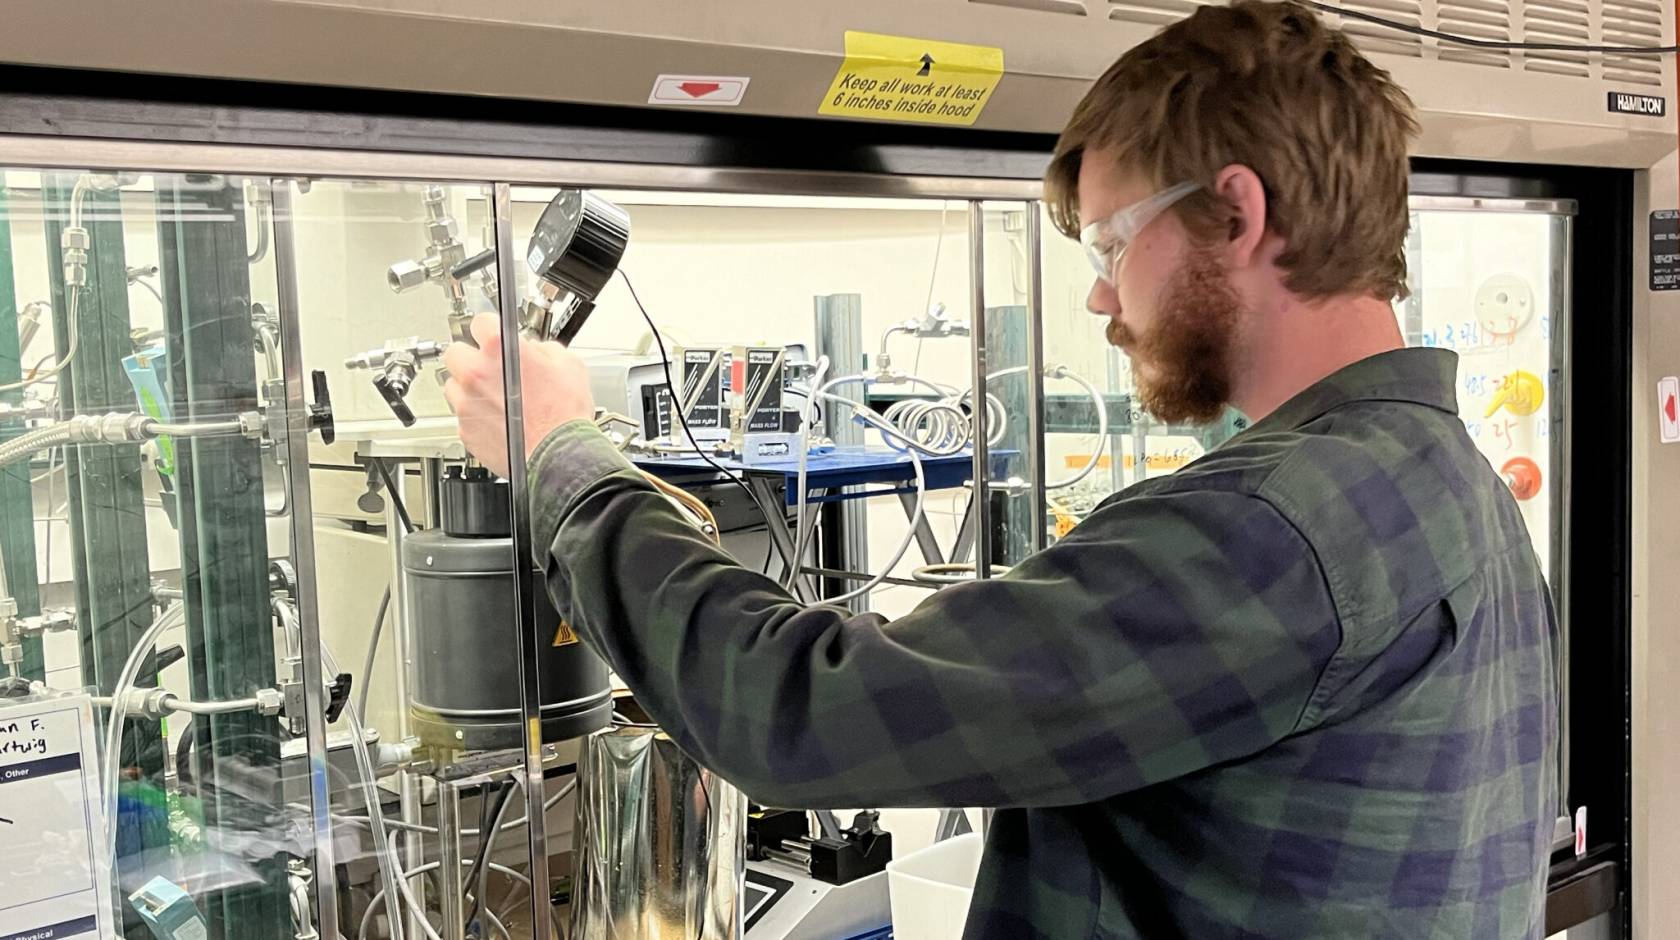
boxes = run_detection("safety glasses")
[1079,181,1201,284]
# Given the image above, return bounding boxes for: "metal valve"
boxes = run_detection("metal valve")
[387,186,473,343]
[345,339,445,427]
[0,399,50,424]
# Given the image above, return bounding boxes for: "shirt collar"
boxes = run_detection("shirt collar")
[1240,347,1461,435]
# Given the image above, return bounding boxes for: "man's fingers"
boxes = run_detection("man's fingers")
[442,341,473,380]
[469,311,502,352]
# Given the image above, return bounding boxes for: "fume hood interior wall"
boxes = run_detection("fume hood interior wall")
[5,177,1092,741]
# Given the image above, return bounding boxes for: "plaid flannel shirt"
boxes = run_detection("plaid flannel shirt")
[531,347,1559,939]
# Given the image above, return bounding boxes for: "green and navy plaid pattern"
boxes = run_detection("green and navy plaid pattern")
[530,347,1558,939]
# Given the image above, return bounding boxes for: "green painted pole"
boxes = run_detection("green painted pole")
[44,173,168,932]
[156,174,286,940]
[0,183,44,680]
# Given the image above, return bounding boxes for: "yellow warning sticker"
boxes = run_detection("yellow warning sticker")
[820,31,1004,126]
[553,619,580,648]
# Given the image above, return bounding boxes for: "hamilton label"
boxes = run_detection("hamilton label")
[1609,91,1666,117]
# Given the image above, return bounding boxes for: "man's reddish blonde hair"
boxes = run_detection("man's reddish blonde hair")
[1045,0,1421,300]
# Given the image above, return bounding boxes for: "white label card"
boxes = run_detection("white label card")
[0,695,112,940]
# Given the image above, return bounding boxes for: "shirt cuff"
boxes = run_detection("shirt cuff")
[528,419,637,551]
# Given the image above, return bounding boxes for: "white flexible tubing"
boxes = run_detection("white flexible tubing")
[782,371,869,587]
[356,859,536,940]
[1044,366,1110,491]
[0,288,77,394]
[388,832,446,940]
[789,366,1107,600]
[811,374,969,458]
[102,603,187,862]
[786,372,914,574]
[956,365,1111,490]
[2,180,91,394]
[317,627,408,940]
[785,356,830,591]
[811,391,929,605]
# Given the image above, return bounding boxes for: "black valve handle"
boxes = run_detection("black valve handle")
[308,370,336,444]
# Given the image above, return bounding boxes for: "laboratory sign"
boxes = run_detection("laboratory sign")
[820,31,1004,126]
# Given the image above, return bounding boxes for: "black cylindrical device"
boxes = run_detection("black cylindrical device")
[403,466,612,750]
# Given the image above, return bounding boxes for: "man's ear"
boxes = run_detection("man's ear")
[1211,164,1269,268]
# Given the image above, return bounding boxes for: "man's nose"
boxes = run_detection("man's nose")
[1087,277,1120,318]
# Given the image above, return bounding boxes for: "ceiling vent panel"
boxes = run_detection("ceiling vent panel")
[1336,0,1428,57]
[1521,0,1593,78]
[969,0,1091,15]
[1106,0,1208,28]
[1437,0,1511,67]
[1602,0,1666,87]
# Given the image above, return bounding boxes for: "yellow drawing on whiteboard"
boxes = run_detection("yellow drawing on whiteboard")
[820,31,1005,126]
[1485,370,1545,418]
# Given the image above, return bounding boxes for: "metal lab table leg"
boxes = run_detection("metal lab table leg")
[898,491,947,566]
[951,496,978,565]
[751,476,819,603]
[934,808,974,842]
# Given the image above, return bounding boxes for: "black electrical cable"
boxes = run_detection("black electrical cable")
[174,718,196,788]
[464,784,497,940]
[1302,0,1679,54]
[463,780,516,932]
[372,458,414,534]
[355,586,391,721]
[616,270,786,549]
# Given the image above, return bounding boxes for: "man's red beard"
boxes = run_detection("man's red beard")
[1107,246,1240,425]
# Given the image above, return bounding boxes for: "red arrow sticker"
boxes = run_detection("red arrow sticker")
[1660,377,1680,443]
[649,75,750,107]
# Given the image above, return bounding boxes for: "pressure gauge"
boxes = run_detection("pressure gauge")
[522,190,631,344]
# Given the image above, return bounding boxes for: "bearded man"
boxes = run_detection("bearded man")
[443,3,1560,936]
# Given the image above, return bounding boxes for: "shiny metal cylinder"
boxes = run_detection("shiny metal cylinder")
[571,726,747,940]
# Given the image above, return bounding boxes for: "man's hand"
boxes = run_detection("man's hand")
[442,312,595,477]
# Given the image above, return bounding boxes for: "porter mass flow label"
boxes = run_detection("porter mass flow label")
[820,32,1004,126]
